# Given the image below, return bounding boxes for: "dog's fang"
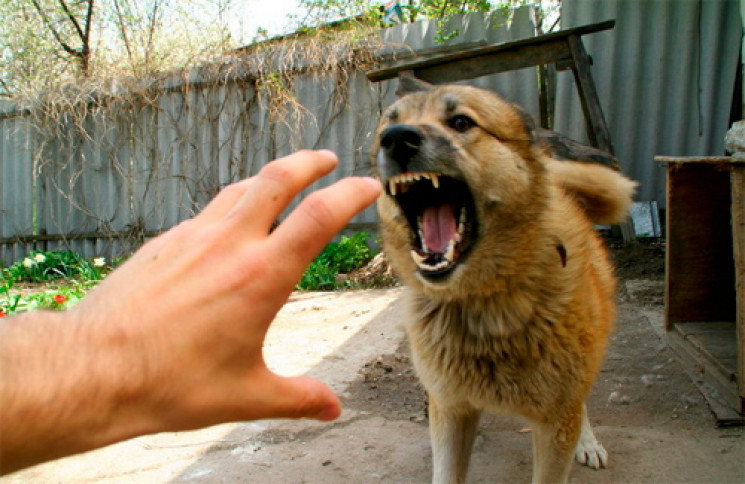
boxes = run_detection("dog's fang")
[389,180,397,196]
[431,173,439,189]
[444,241,455,262]
[410,250,426,266]
[457,207,467,236]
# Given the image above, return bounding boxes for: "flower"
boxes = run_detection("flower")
[22,258,35,268]
[93,257,106,267]
[53,294,67,304]
[34,253,46,263]
[0,311,6,318]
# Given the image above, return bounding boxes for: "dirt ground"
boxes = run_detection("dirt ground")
[3,242,744,483]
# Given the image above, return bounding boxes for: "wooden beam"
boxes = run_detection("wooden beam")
[566,34,614,154]
[390,39,572,85]
[731,166,745,411]
[367,20,616,82]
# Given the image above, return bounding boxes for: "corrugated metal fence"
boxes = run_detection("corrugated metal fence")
[557,0,742,204]
[1,3,741,263]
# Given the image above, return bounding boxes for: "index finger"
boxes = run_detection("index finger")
[225,150,340,232]
[269,176,381,272]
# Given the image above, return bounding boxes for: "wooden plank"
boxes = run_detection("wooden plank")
[656,155,744,165]
[674,322,737,380]
[668,327,745,425]
[367,20,616,82]
[566,35,614,154]
[406,39,571,85]
[664,162,737,326]
[732,167,745,406]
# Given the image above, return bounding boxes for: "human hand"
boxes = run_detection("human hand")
[69,149,381,435]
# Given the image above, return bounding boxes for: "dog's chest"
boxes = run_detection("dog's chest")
[406,298,577,410]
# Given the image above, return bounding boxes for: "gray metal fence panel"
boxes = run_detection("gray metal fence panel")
[1,5,741,262]
[556,0,742,205]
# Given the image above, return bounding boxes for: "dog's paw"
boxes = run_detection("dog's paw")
[574,437,608,470]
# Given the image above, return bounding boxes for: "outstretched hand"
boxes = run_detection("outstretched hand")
[0,150,381,473]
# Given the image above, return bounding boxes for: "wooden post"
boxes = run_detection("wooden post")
[732,165,745,413]
[566,34,614,155]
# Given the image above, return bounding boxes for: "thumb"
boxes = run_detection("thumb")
[262,374,342,421]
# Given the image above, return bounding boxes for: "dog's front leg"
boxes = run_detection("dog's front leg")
[428,396,481,484]
[530,405,582,484]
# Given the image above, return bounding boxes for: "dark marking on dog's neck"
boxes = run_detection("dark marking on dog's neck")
[556,243,567,268]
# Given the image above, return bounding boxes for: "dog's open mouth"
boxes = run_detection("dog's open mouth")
[385,172,477,279]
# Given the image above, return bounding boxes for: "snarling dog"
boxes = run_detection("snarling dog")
[372,79,636,484]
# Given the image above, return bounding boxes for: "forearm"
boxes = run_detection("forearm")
[0,151,379,474]
[0,308,155,474]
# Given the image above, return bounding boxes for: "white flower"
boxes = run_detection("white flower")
[93,257,106,267]
[23,258,35,268]
[34,253,46,263]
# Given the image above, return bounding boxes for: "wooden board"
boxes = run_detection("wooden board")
[668,322,744,424]
[366,20,616,82]
[731,167,744,402]
[664,162,737,325]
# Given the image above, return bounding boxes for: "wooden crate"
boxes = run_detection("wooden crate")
[656,156,744,425]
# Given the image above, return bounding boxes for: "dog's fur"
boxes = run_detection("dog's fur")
[372,80,636,484]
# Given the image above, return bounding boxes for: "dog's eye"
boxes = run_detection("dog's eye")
[447,115,476,133]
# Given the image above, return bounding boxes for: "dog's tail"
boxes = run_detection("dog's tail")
[548,160,637,224]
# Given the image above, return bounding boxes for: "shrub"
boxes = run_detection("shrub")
[297,232,375,291]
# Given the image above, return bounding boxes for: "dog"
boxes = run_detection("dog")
[372,78,636,484]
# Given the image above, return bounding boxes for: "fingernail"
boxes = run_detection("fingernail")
[361,177,382,192]
[315,403,341,421]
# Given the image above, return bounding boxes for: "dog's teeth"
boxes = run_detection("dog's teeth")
[431,173,439,189]
[389,181,397,196]
[458,207,468,233]
[429,260,449,271]
[417,217,429,252]
[445,242,455,262]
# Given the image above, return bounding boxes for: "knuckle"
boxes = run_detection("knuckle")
[299,191,335,233]
[220,179,250,197]
[259,162,296,187]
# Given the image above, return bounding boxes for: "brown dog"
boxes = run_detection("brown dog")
[372,79,636,483]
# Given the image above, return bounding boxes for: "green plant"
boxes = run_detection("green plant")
[315,232,373,273]
[0,280,88,317]
[297,231,375,291]
[2,250,106,284]
[297,260,338,291]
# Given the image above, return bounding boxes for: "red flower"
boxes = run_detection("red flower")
[0,311,6,318]
[54,294,67,304]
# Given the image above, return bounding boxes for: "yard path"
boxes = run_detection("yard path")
[3,285,744,483]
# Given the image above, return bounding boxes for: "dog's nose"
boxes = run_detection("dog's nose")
[380,125,422,166]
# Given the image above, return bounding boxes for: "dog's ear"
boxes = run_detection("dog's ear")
[395,72,433,97]
[512,103,536,142]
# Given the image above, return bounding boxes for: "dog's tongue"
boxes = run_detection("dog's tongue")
[422,204,457,253]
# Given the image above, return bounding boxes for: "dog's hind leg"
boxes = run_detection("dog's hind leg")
[574,403,608,469]
[428,397,481,484]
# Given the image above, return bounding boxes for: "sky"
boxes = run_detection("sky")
[227,0,305,45]
[227,0,387,46]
